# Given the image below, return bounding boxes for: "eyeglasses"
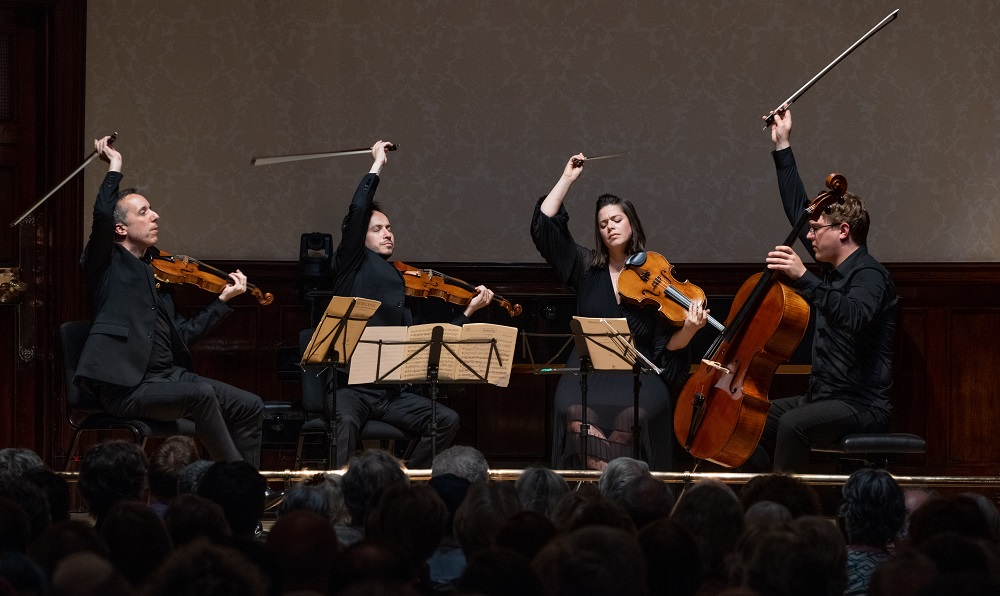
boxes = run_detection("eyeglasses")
[806,223,839,236]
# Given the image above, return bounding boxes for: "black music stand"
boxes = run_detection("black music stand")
[524,318,661,468]
[351,324,513,462]
[300,296,380,468]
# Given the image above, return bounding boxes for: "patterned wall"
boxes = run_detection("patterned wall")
[84,1,1000,263]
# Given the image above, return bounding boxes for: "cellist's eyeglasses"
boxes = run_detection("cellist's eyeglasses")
[806,223,839,236]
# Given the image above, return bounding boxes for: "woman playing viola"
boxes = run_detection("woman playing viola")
[531,154,708,470]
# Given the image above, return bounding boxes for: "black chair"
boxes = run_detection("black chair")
[813,432,926,471]
[59,320,196,470]
[296,329,417,469]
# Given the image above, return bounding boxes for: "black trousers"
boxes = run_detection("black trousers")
[335,384,459,468]
[748,395,890,472]
[98,367,264,467]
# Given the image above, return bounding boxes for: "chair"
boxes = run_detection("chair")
[813,432,926,471]
[296,329,417,469]
[59,321,196,470]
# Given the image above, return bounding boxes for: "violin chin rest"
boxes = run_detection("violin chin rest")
[625,252,647,267]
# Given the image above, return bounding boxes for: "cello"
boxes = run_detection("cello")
[673,173,848,468]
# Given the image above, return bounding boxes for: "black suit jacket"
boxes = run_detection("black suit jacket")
[75,171,230,388]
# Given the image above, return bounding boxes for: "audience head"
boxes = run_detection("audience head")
[515,466,569,519]
[743,500,792,532]
[838,468,906,547]
[672,479,745,580]
[458,548,545,596]
[177,459,213,495]
[342,449,408,529]
[365,482,448,569]
[431,445,489,484]
[329,540,415,593]
[22,467,70,523]
[163,493,231,548]
[620,473,675,530]
[906,494,992,547]
[735,517,847,596]
[197,461,267,538]
[0,478,51,543]
[266,510,339,594]
[148,436,200,503]
[739,473,822,519]
[533,526,647,596]
[78,440,148,526]
[0,447,44,482]
[597,457,649,501]
[0,552,50,596]
[99,500,173,587]
[51,551,133,596]
[27,520,108,580]
[494,510,557,561]
[961,491,1000,543]
[276,483,333,521]
[144,539,266,596]
[0,497,31,553]
[550,483,601,531]
[454,481,523,558]
[301,472,349,525]
[637,518,703,596]
[868,548,938,596]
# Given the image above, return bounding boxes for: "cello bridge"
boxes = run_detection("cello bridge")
[701,359,731,375]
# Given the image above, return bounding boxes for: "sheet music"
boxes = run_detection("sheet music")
[458,323,518,387]
[302,296,380,366]
[398,324,463,380]
[347,326,408,384]
[572,316,636,371]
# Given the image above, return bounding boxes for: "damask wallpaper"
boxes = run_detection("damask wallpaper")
[84,1,1000,263]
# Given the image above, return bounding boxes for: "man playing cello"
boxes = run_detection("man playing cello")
[750,110,898,472]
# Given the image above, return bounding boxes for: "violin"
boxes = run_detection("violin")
[617,251,725,332]
[673,173,847,468]
[393,261,522,317]
[150,250,274,306]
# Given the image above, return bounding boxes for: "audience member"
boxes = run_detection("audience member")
[366,482,448,588]
[22,468,71,523]
[906,494,992,547]
[637,518,703,596]
[276,483,333,521]
[743,500,792,532]
[163,493,231,548]
[197,461,267,540]
[867,548,937,596]
[99,500,173,588]
[300,472,349,525]
[549,483,601,531]
[176,459,213,495]
[329,540,415,593]
[453,481,523,559]
[838,468,906,596]
[0,447,44,482]
[597,456,649,501]
[457,548,545,596]
[77,440,148,528]
[739,473,822,519]
[494,510,557,561]
[897,487,938,546]
[0,478,52,542]
[515,466,569,519]
[148,436,200,517]
[961,491,1000,543]
[265,510,339,595]
[672,479,745,592]
[27,520,108,580]
[734,517,847,596]
[50,551,134,596]
[0,552,50,596]
[431,445,489,484]
[533,526,647,596]
[620,473,675,530]
[0,497,31,553]
[339,449,409,547]
[143,539,266,596]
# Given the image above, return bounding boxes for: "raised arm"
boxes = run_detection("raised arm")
[539,153,586,217]
[82,136,124,287]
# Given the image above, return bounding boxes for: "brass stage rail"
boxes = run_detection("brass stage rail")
[57,469,1000,489]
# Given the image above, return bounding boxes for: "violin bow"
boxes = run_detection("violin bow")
[571,151,627,167]
[251,144,397,166]
[11,132,118,227]
[761,9,899,129]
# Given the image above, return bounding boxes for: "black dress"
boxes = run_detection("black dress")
[531,199,688,470]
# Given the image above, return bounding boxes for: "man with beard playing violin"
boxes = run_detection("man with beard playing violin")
[329,140,495,468]
[75,135,264,467]
[748,110,898,473]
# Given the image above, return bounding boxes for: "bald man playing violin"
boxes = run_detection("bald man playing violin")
[75,135,264,467]
[328,140,494,468]
[747,110,897,473]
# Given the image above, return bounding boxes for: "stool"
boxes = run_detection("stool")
[814,433,926,471]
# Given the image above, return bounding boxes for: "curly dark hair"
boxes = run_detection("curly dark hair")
[837,468,905,546]
[739,473,822,519]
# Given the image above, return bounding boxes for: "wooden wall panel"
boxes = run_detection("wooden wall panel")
[946,310,1000,466]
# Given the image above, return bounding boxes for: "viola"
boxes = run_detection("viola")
[618,251,724,332]
[393,261,522,318]
[150,250,274,306]
[673,173,847,468]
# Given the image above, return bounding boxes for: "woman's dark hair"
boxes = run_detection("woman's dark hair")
[591,194,646,268]
[838,468,906,547]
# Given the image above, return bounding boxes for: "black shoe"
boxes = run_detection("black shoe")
[264,488,284,511]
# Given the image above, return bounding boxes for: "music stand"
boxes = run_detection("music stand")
[351,323,511,461]
[300,296,380,468]
[525,317,661,468]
